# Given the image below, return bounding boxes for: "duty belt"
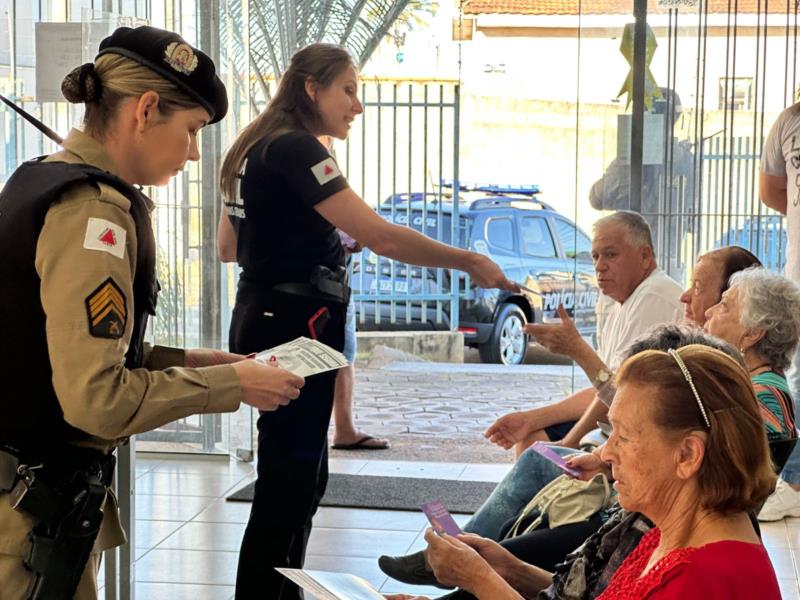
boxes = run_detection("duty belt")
[0,443,115,600]
[0,443,114,502]
[272,264,350,304]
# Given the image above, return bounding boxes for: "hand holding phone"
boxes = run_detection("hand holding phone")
[530,441,584,477]
[421,501,462,537]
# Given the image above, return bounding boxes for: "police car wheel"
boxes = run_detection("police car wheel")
[479,303,528,365]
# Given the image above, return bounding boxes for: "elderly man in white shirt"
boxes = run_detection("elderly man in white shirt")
[486,210,683,456]
[377,212,685,586]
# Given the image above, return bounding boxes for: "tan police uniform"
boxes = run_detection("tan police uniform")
[0,129,242,600]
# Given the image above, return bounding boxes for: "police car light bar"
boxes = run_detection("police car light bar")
[380,192,442,206]
[439,179,541,196]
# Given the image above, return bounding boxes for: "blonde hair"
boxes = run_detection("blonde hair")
[219,43,354,201]
[62,54,198,139]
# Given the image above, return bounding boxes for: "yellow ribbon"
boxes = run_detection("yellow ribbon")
[617,23,662,111]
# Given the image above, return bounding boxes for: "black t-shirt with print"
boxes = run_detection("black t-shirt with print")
[230,130,349,285]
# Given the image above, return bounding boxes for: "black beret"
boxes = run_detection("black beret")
[96,26,228,124]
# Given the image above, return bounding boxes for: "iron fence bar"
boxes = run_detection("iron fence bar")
[794,2,798,99]
[437,83,446,325]
[335,80,460,327]
[403,82,411,324]
[451,83,461,330]
[751,0,765,251]
[630,0,647,213]
[785,0,792,106]
[421,83,430,324]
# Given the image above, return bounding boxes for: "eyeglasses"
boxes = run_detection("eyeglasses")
[668,348,711,429]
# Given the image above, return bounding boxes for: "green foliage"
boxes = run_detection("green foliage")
[387,0,439,46]
[153,247,184,347]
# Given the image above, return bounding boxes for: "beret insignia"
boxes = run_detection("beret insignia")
[85,277,127,339]
[163,42,198,75]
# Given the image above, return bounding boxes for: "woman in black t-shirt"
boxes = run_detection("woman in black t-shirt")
[218,43,517,600]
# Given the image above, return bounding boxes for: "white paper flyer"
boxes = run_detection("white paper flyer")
[255,337,348,377]
[275,568,384,600]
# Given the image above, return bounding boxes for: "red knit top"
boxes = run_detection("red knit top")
[596,527,781,599]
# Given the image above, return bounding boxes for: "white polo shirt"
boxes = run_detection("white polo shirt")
[598,268,684,369]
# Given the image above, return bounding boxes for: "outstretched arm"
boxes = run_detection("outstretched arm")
[315,188,518,291]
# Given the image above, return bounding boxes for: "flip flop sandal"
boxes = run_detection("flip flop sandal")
[331,434,390,450]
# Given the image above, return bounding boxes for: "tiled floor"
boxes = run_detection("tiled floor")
[101,454,800,600]
[100,454,512,599]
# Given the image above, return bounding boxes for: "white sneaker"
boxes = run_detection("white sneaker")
[758,479,800,521]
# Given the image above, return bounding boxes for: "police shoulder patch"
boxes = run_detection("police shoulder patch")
[85,277,127,339]
[310,157,341,185]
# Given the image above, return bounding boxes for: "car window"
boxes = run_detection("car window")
[486,217,514,251]
[520,216,557,258]
[554,219,592,260]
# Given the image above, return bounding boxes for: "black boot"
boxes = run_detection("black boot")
[378,551,454,589]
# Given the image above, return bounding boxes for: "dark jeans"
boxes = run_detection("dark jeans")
[231,284,346,600]
[438,514,604,600]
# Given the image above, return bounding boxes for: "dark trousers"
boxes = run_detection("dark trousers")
[231,284,346,600]
[437,514,604,600]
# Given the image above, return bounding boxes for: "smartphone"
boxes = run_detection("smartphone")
[420,501,462,537]
[531,441,583,477]
[308,307,330,340]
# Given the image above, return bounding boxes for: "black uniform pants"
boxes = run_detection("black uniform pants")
[230,284,346,600]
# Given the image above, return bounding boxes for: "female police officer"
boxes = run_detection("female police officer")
[218,43,518,600]
[0,26,303,600]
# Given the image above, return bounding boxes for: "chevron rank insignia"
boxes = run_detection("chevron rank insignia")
[85,278,127,339]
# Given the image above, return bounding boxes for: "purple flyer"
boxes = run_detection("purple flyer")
[420,501,462,537]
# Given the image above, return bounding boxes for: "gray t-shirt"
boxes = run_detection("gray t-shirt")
[761,104,800,281]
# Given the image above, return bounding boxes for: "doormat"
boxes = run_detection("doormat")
[226,473,496,514]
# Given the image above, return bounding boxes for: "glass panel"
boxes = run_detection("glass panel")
[520,216,557,258]
[0,0,251,457]
[555,218,592,260]
[486,217,515,251]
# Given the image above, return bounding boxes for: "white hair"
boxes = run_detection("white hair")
[730,267,800,371]
[592,210,653,250]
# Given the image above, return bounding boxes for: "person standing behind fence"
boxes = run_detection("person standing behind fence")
[218,43,518,600]
[589,88,694,281]
[758,102,800,521]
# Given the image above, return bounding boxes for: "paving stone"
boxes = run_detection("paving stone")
[331,361,581,443]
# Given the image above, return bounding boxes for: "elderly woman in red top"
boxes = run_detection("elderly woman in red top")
[593,344,780,599]
[386,344,781,600]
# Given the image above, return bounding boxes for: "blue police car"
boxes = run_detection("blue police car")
[351,183,599,365]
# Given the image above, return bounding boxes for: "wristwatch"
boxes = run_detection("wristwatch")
[592,367,612,390]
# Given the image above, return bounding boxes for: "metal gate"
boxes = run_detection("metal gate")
[645,134,786,284]
[338,78,464,330]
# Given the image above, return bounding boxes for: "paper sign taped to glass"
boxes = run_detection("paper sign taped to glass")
[276,568,384,600]
[255,336,348,377]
